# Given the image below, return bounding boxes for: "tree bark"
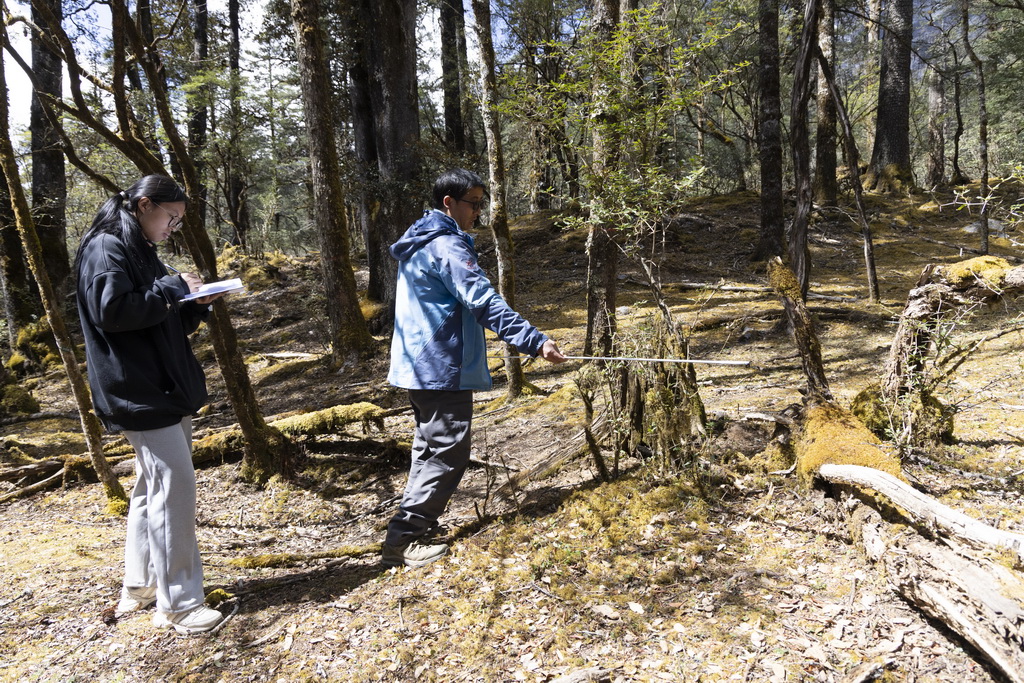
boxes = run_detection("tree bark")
[866,0,914,192]
[812,0,837,207]
[961,0,989,254]
[925,64,946,188]
[188,0,209,227]
[30,0,70,308]
[440,0,466,152]
[0,29,127,508]
[470,0,525,398]
[753,0,785,261]
[768,257,832,401]
[584,0,620,357]
[0,175,40,349]
[291,0,374,366]
[365,0,422,317]
[788,0,817,298]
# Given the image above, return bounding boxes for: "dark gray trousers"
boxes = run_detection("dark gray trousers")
[385,389,473,547]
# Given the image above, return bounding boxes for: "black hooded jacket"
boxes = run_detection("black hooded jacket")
[76,233,210,432]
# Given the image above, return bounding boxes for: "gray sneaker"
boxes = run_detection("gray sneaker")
[381,539,449,568]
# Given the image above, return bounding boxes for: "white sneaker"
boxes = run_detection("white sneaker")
[115,586,157,616]
[153,605,223,634]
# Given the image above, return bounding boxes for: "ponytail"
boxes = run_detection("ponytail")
[74,175,188,272]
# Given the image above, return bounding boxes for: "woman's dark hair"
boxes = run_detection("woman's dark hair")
[74,175,188,270]
[431,168,487,210]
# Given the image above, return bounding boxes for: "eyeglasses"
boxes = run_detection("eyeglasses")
[455,197,488,212]
[152,202,184,230]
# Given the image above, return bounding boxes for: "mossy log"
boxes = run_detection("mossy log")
[883,257,1024,401]
[192,402,387,463]
[834,488,1024,683]
[767,258,832,401]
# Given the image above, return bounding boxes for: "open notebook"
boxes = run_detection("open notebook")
[179,278,245,302]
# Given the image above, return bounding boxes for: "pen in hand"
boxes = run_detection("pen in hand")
[162,262,180,275]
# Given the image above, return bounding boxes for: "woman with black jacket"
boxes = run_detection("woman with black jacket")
[75,175,225,634]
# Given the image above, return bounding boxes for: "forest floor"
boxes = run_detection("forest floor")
[1,189,1024,682]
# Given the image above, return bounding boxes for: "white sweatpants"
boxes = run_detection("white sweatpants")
[121,417,205,614]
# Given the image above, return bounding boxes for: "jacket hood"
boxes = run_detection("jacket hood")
[390,210,465,262]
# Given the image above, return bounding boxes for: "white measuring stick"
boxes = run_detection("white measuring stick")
[562,355,750,366]
[489,354,750,366]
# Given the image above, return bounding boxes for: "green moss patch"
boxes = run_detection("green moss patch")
[795,402,903,484]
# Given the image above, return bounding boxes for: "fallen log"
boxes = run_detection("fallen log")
[836,491,1024,683]
[820,463,1024,565]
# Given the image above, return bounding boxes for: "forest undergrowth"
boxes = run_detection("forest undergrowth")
[1,190,1023,682]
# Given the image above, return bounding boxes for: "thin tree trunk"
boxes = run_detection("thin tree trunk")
[813,0,837,207]
[0,31,127,508]
[789,0,817,299]
[188,0,209,226]
[226,0,251,249]
[949,54,969,185]
[925,65,946,188]
[961,1,989,255]
[116,0,300,484]
[753,0,784,261]
[814,45,879,302]
[291,0,374,366]
[470,0,525,398]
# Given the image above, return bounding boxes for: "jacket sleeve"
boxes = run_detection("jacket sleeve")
[179,302,212,335]
[435,238,548,356]
[80,245,191,333]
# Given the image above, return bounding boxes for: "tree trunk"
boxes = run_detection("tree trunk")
[584,0,619,358]
[753,0,784,261]
[30,0,70,309]
[0,33,127,509]
[365,0,422,317]
[925,64,946,188]
[226,0,251,249]
[814,43,879,302]
[471,0,525,399]
[865,0,914,192]
[291,0,374,367]
[961,1,989,255]
[812,0,837,207]
[188,0,209,227]
[343,0,383,320]
[0,175,40,349]
[440,0,466,152]
[788,0,817,298]
[949,54,970,185]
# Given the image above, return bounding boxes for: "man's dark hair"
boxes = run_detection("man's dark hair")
[432,169,487,210]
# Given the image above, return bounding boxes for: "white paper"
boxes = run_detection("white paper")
[179,277,245,302]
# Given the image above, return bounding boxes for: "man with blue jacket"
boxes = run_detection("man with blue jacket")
[383,169,567,568]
